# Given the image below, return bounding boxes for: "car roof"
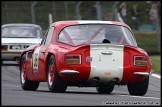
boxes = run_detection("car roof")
[1,23,42,29]
[51,20,131,29]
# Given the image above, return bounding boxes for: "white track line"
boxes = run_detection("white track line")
[151,73,161,79]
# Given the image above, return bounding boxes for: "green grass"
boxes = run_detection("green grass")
[150,55,161,74]
[134,31,158,52]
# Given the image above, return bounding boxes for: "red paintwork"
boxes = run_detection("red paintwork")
[111,21,131,30]
[57,44,91,82]
[50,63,54,83]
[23,61,27,80]
[120,45,152,84]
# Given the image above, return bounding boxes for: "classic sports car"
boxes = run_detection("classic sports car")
[19,20,152,96]
[1,23,42,62]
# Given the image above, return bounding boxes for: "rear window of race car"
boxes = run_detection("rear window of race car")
[58,24,137,46]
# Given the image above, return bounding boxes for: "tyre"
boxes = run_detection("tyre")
[47,55,67,93]
[127,77,149,96]
[96,83,114,94]
[20,54,39,91]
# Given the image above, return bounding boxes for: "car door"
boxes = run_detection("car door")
[32,27,55,80]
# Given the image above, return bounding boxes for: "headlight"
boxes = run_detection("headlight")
[66,54,81,64]
[134,56,148,66]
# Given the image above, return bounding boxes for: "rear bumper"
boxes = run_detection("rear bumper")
[133,72,150,76]
[60,70,80,74]
[59,68,150,84]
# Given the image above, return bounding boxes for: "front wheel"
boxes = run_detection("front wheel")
[47,55,67,93]
[20,54,39,91]
[127,77,149,96]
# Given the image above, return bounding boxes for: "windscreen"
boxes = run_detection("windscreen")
[2,26,41,38]
[58,24,137,46]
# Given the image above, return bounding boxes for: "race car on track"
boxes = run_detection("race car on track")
[19,20,152,96]
[1,23,42,62]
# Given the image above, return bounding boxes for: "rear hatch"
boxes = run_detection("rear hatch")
[89,44,124,82]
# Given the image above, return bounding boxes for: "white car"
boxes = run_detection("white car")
[1,23,42,62]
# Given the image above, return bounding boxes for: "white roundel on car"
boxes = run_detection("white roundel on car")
[33,47,40,74]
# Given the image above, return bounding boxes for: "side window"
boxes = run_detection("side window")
[41,27,54,45]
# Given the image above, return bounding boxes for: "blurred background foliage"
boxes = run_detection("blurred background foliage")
[1,1,159,29]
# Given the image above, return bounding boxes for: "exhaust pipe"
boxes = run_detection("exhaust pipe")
[92,77,100,83]
[111,78,119,84]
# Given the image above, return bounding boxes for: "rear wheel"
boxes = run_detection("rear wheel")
[96,83,114,94]
[127,77,149,96]
[47,55,67,93]
[20,54,39,91]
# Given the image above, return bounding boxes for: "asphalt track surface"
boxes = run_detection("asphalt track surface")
[1,61,161,106]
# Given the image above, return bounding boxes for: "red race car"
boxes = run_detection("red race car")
[19,20,152,96]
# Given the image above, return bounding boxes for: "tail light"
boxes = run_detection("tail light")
[1,45,8,50]
[66,54,81,64]
[134,56,148,66]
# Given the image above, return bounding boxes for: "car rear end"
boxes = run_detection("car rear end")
[1,38,41,62]
[2,42,30,61]
[56,22,152,85]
